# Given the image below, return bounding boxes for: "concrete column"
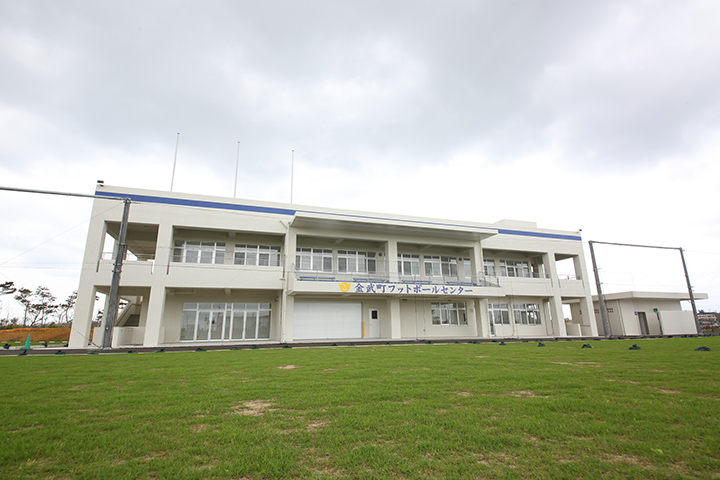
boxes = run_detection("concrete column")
[281,294,295,342]
[477,298,490,337]
[281,224,297,342]
[386,240,398,282]
[69,201,109,349]
[142,287,166,347]
[154,223,174,271]
[389,298,402,339]
[548,295,567,337]
[468,299,479,337]
[542,252,558,285]
[68,284,97,348]
[470,242,484,284]
[579,294,598,336]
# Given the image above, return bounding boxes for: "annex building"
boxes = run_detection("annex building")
[68,185,598,348]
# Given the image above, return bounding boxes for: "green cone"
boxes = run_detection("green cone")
[23,334,31,350]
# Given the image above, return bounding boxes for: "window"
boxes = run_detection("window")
[181,302,271,341]
[483,260,496,277]
[462,258,472,281]
[173,241,225,264]
[296,248,332,272]
[234,244,281,266]
[513,303,541,325]
[431,302,468,326]
[397,254,420,276]
[499,260,530,278]
[338,250,376,274]
[424,256,458,277]
[489,303,510,325]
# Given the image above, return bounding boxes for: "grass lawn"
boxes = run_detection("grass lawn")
[2,337,719,479]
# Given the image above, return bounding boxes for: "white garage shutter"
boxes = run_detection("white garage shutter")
[293,301,362,340]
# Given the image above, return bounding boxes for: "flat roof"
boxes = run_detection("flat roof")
[95,184,583,242]
[593,291,709,302]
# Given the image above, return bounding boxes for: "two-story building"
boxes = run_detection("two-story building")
[68,184,598,348]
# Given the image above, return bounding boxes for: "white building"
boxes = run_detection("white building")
[592,291,708,337]
[68,185,598,348]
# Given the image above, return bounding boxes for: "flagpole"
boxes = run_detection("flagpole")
[170,132,180,191]
[234,141,240,198]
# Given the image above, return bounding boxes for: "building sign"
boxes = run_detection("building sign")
[339,281,474,296]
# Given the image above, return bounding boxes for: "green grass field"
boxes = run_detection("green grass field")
[2,337,719,479]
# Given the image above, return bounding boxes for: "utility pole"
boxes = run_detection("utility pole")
[679,248,701,334]
[101,197,131,348]
[588,241,611,337]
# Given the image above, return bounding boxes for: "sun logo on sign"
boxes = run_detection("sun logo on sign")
[339,282,350,292]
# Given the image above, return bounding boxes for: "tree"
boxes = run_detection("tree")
[30,286,57,327]
[14,288,34,327]
[14,286,58,327]
[0,281,16,296]
[58,290,77,325]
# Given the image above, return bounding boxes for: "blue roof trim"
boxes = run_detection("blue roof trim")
[95,190,580,241]
[94,191,297,216]
[497,229,582,241]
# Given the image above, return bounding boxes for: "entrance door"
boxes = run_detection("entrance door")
[638,312,649,335]
[365,309,381,338]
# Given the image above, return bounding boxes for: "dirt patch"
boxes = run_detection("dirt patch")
[654,388,682,394]
[552,361,600,367]
[307,420,330,432]
[604,453,652,469]
[234,400,275,416]
[509,390,549,398]
[277,365,297,370]
[457,391,472,397]
[0,327,71,343]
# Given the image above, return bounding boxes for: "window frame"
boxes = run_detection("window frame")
[173,241,226,265]
[397,254,420,276]
[181,302,272,341]
[488,303,510,325]
[512,303,541,325]
[499,260,531,278]
[296,247,333,272]
[337,250,377,274]
[431,302,468,326]
[234,244,281,267]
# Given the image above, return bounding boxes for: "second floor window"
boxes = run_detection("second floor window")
[173,241,225,264]
[484,260,496,276]
[424,256,458,277]
[338,250,376,273]
[397,254,420,276]
[499,260,531,278]
[462,258,472,280]
[234,245,281,266]
[296,248,332,272]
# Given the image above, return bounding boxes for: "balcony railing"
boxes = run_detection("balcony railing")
[101,251,156,261]
[557,274,582,281]
[292,265,500,287]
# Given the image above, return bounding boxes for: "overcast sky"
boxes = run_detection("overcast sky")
[1,0,720,315]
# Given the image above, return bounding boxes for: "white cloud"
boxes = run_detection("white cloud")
[1,0,719,313]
